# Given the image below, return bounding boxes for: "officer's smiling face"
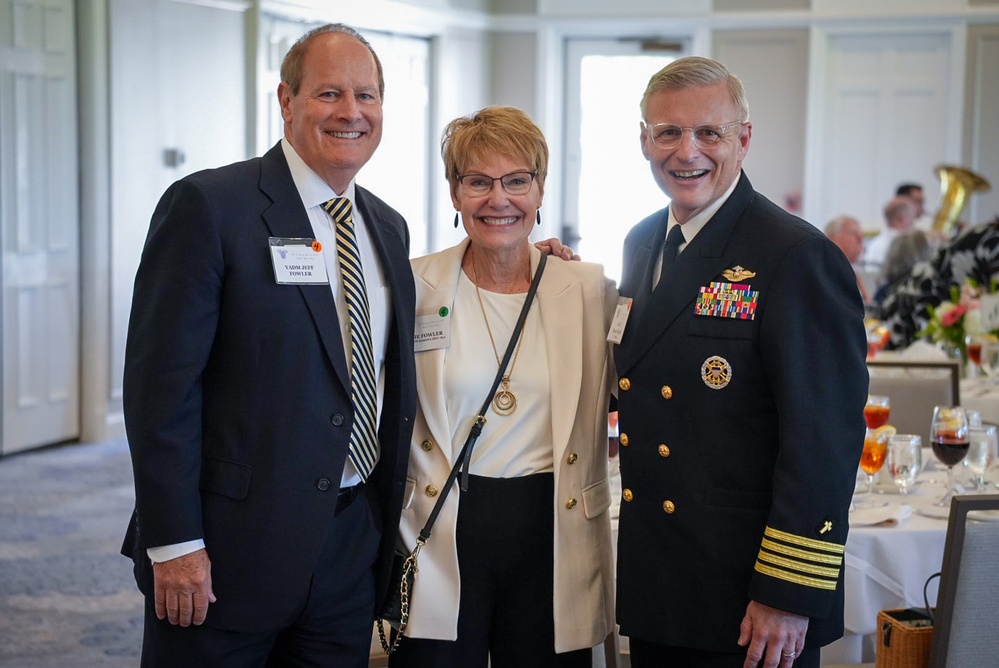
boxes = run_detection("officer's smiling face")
[640,82,751,224]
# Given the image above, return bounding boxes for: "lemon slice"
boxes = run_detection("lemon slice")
[873,425,897,442]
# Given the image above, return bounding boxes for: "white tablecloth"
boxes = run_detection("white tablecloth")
[962,377,999,425]
[821,475,955,664]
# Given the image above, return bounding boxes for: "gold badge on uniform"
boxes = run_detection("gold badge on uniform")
[701,355,732,390]
[722,265,756,282]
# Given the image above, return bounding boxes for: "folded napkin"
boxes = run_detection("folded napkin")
[850,504,913,527]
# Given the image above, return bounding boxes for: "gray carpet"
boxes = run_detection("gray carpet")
[0,438,142,667]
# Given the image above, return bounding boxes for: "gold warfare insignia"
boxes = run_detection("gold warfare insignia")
[722,265,756,282]
[701,356,732,390]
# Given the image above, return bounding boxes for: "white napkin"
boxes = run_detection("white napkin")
[850,504,913,527]
[897,340,950,361]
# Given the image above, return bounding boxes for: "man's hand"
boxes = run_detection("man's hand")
[152,548,217,627]
[738,600,808,667]
[534,238,580,261]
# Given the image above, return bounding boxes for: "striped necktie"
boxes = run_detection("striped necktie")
[324,197,378,481]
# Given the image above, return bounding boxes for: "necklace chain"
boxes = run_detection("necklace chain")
[471,261,526,416]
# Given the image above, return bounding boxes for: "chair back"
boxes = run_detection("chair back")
[867,360,960,445]
[928,494,999,667]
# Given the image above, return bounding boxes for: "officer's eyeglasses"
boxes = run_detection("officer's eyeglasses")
[643,120,746,149]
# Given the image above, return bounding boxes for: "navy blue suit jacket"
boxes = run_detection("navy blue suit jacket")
[614,173,867,651]
[121,142,417,631]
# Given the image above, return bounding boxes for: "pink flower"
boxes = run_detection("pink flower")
[940,304,968,327]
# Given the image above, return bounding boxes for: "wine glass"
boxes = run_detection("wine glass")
[966,425,998,490]
[979,341,999,384]
[930,406,970,507]
[887,434,922,496]
[864,395,890,430]
[857,428,890,509]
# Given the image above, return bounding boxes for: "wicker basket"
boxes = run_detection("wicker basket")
[875,608,933,668]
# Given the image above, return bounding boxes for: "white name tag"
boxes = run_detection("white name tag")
[269,237,329,285]
[415,308,452,352]
[607,297,633,344]
[980,293,999,332]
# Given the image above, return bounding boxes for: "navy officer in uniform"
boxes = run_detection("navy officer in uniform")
[613,56,867,668]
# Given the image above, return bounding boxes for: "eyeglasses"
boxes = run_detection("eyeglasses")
[644,120,745,149]
[458,171,537,196]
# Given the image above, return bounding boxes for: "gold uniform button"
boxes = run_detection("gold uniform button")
[661,385,673,399]
[658,444,671,457]
[566,498,577,509]
[663,500,675,514]
[622,488,634,502]
[618,378,631,391]
[619,433,629,447]
[420,439,433,451]
[567,452,578,464]
[425,485,438,497]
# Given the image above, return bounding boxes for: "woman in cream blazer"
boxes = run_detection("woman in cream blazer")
[389,106,617,668]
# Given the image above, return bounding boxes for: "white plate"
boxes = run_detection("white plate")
[916,505,951,520]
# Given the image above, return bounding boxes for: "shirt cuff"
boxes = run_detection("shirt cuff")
[147,539,206,564]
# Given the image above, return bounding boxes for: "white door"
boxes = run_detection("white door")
[0,0,80,454]
[563,39,682,284]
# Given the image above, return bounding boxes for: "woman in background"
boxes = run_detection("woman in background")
[390,106,617,668]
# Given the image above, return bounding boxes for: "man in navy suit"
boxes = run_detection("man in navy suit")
[613,57,867,668]
[121,24,416,666]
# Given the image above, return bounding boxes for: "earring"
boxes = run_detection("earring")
[454,212,459,229]
[536,209,542,226]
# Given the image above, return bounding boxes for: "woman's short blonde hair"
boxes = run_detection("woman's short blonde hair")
[441,106,549,199]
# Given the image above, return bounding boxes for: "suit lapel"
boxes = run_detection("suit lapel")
[258,144,351,392]
[413,241,469,466]
[618,174,756,373]
[536,249,583,465]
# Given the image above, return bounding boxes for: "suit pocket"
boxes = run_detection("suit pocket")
[688,314,755,340]
[581,478,611,519]
[199,456,252,500]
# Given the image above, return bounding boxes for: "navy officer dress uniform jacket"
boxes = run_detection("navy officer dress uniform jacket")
[614,173,867,652]
[121,142,417,631]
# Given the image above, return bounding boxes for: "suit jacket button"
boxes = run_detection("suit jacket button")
[622,488,634,502]
[425,485,438,497]
[330,414,345,426]
[661,385,673,399]
[658,444,671,457]
[421,439,433,451]
[619,378,631,391]
[317,478,332,491]
[663,500,675,514]
[620,433,629,447]
[566,452,578,464]
[565,498,577,509]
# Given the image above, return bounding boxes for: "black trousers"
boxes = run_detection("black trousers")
[389,473,591,668]
[139,487,379,668]
[629,637,820,668]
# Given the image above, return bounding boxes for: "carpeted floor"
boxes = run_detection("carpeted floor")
[0,438,142,667]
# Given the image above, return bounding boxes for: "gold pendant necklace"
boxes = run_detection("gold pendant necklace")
[472,262,526,417]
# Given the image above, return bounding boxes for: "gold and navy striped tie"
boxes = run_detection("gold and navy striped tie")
[324,197,378,481]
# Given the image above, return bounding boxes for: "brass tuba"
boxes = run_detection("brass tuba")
[931,165,991,235]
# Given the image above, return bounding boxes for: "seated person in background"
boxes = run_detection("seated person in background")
[896,182,932,230]
[862,196,916,273]
[881,217,999,349]
[824,214,870,303]
[873,229,933,308]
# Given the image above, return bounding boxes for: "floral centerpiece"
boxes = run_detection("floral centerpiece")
[920,280,999,363]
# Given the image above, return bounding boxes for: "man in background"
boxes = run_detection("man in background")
[824,214,870,303]
[121,24,416,666]
[862,196,916,274]
[613,56,867,668]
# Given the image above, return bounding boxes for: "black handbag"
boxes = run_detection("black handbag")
[376,254,547,654]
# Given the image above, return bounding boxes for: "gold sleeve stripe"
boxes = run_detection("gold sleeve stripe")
[760,538,843,566]
[764,526,845,554]
[755,561,838,590]
[757,549,841,579]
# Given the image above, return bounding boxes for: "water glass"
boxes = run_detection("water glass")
[967,425,998,490]
[887,434,922,496]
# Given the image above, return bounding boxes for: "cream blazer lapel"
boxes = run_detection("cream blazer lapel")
[411,240,470,467]
[533,247,584,466]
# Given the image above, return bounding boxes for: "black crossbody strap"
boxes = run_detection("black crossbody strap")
[417,253,547,544]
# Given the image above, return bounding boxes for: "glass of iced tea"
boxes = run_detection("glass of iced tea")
[857,427,891,509]
[864,395,890,430]
[930,406,970,507]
